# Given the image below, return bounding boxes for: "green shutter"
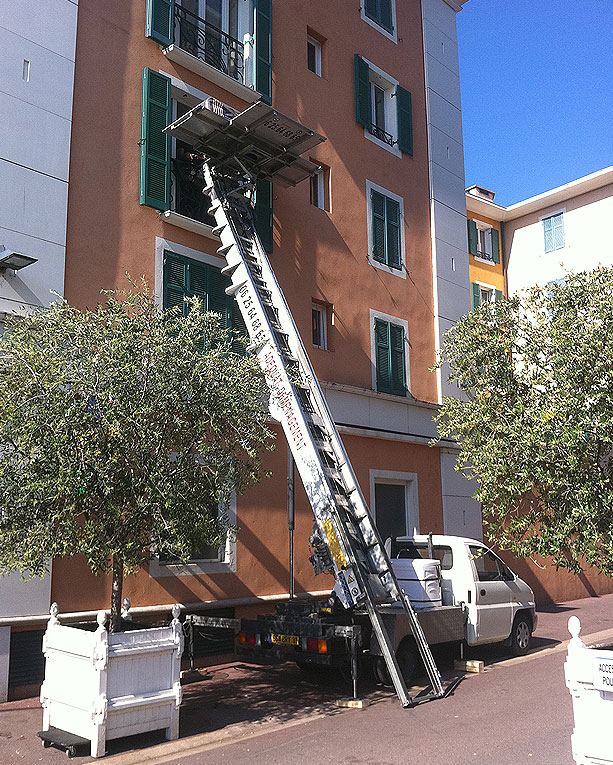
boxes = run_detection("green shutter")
[468,219,478,256]
[471,282,480,311]
[254,0,272,104]
[396,86,413,155]
[495,289,503,302]
[145,0,174,46]
[354,55,371,128]
[188,260,209,313]
[163,252,187,314]
[140,68,171,210]
[492,228,500,264]
[375,318,391,392]
[386,197,401,268]
[255,179,274,254]
[371,190,386,263]
[207,265,228,321]
[389,323,406,395]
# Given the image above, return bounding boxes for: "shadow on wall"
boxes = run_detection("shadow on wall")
[496,547,613,606]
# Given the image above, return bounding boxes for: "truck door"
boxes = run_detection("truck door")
[468,545,513,644]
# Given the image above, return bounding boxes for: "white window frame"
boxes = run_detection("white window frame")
[539,208,566,254]
[151,235,237,576]
[366,180,406,278]
[312,302,327,350]
[369,469,419,540]
[473,219,493,263]
[475,280,495,305]
[361,58,401,158]
[360,0,397,44]
[307,35,322,76]
[369,308,410,394]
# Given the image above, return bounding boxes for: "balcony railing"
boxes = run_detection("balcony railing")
[476,249,495,262]
[170,157,215,227]
[368,123,396,147]
[174,5,245,84]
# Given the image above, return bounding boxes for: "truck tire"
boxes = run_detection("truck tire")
[373,640,419,686]
[510,613,531,656]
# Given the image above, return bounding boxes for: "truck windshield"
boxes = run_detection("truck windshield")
[392,542,453,570]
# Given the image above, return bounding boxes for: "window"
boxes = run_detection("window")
[467,219,500,264]
[367,182,404,274]
[373,315,407,396]
[542,212,565,253]
[370,471,419,543]
[163,251,246,344]
[310,168,324,210]
[361,0,396,40]
[391,541,453,570]
[471,282,502,311]
[307,35,321,76]
[312,303,327,349]
[469,546,511,583]
[354,56,412,157]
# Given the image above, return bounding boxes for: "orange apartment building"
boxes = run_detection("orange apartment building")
[1,0,478,698]
[465,184,505,303]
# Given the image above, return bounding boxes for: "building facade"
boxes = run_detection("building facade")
[3,0,481,699]
[465,184,505,305]
[0,0,78,702]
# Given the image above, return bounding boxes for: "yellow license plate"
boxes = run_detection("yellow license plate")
[270,633,299,646]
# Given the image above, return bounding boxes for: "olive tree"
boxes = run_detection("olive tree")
[0,285,273,630]
[434,267,613,574]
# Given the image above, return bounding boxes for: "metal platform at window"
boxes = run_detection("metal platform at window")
[164,99,325,186]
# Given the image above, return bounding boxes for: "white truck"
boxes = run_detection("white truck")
[188,533,537,689]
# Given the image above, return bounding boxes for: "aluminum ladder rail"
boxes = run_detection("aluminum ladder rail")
[203,165,444,706]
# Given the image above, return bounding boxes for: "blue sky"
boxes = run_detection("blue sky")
[457,0,612,206]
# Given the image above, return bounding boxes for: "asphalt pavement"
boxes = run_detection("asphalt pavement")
[2,593,613,765]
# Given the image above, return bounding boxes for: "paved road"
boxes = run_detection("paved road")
[3,594,613,764]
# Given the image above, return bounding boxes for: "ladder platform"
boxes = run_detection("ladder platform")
[164,99,325,186]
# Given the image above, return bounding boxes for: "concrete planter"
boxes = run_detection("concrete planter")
[565,615,613,764]
[40,602,183,758]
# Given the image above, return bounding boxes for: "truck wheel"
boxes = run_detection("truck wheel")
[510,614,531,656]
[373,641,418,686]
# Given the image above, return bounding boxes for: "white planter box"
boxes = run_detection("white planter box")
[40,604,183,758]
[565,616,613,764]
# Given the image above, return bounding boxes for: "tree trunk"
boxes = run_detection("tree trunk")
[110,554,124,633]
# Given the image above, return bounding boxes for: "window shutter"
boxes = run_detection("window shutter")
[163,252,187,314]
[140,68,171,210]
[385,196,401,268]
[492,228,500,263]
[255,179,274,254]
[145,0,174,47]
[188,259,209,311]
[371,190,386,263]
[471,282,480,310]
[254,0,272,104]
[380,0,393,32]
[389,322,406,395]
[553,214,565,249]
[467,219,478,256]
[375,318,391,392]
[207,265,228,322]
[543,216,554,252]
[396,86,413,155]
[354,55,371,128]
[495,289,503,302]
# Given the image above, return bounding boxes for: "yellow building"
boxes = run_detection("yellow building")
[465,185,505,308]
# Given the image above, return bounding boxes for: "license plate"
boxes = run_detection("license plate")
[270,633,299,646]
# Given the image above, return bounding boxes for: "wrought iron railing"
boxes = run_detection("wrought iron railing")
[368,123,396,147]
[476,249,495,262]
[173,5,245,84]
[170,157,215,227]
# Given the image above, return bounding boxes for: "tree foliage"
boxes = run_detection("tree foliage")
[0,285,273,626]
[434,267,613,574]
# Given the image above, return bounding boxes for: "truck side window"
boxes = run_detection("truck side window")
[469,546,503,582]
[432,546,453,570]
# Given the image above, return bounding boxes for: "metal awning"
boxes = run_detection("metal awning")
[164,100,325,187]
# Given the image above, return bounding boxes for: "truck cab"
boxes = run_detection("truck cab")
[391,535,537,654]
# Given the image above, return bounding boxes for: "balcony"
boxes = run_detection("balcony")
[368,123,396,148]
[476,249,495,263]
[162,5,259,103]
